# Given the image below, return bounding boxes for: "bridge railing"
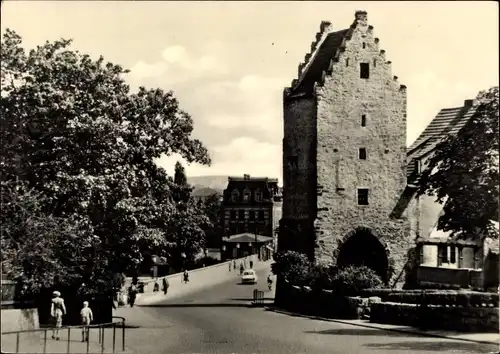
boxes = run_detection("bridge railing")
[1,316,126,354]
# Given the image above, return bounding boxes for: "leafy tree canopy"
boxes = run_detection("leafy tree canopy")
[417,86,499,239]
[0,29,211,294]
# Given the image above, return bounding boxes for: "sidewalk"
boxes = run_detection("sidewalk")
[265,306,500,346]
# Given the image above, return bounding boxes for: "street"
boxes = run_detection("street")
[115,268,498,354]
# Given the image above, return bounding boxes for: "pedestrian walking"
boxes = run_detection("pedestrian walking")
[153,282,159,292]
[80,301,93,342]
[162,277,169,295]
[183,270,189,283]
[239,263,244,275]
[233,260,236,270]
[128,283,138,307]
[50,291,66,340]
[229,262,232,272]
[250,260,254,269]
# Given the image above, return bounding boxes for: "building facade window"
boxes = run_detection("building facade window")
[361,114,367,127]
[258,210,265,221]
[243,189,251,202]
[359,148,367,160]
[450,245,457,264]
[231,189,239,202]
[249,210,255,220]
[255,189,262,202]
[230,210,236,219]
[360,63,370,79]
[238,210,244,219]
[357,189,369,205]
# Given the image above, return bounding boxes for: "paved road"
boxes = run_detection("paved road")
[115,268,498,354]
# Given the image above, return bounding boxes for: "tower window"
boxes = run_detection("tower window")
[346,58,349,67]
[360,63,370,79]
[361,114,367,127]
[357,189,369,205]
[359,148,367,160]
[362,42,366,49]
[373,59,377,67]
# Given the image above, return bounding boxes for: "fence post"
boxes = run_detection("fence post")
[122,320,125,352]
[86,327,91,353]
[43,329,47,353]
[67,327,71,353]
[16,332,20,353]
[101,325,105,353]
[112,323,116,353]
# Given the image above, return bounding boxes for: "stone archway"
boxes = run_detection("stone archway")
[335,227,390,283]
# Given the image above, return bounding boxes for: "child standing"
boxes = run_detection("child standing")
[80,301,93,342]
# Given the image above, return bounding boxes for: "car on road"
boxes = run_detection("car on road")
[241,269,258,284]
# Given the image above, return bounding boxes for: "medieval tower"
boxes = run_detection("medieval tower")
[280,11,412,285]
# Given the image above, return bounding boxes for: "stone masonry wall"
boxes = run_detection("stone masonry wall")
[314,13,410,285]
[281,96,317,255]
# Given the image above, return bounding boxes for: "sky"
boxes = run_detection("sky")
[1,1,498,181]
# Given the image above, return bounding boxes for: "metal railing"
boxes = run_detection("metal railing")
[1,316,126,354]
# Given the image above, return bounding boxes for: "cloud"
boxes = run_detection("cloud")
[127,44,286,180]
[128,60,168,79]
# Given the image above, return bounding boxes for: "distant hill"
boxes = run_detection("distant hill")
[188,175,228,197]
[188,175,229,191]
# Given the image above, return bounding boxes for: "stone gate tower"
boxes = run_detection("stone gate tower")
[280,11,412,285]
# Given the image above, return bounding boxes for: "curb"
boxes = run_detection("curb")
[264,306,499,346]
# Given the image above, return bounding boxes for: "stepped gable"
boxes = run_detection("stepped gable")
[407,99,480,179]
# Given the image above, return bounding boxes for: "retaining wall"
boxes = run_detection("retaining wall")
[370,302,499,333]
[1,308,39,333]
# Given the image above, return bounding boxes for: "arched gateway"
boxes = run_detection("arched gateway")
[336,227,390,283]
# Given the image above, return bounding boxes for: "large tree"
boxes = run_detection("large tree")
[417,86,499,239]
[0,29,211,294]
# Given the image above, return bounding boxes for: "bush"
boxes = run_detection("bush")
[306,264,335,290]
[271,251,311,286]
[332,265,384,296]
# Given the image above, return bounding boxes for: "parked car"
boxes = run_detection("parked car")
[241,269,258,284]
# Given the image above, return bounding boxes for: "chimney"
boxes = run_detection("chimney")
[244,174,250,180]
[355,10,368,26]
[464,99,478,107]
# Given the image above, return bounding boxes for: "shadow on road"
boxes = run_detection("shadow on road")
[228,297,274,301]
[139,303,253,308]
[363,340,496,352]
[304,328,410,337]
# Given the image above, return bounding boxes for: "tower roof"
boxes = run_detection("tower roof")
[293,29,349,95]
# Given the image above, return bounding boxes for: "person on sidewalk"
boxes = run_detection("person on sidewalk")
[162,277,169,295]
[128,283,138,307]
[183,270,189,283]
[233,260,236,271]
[229,262,232,272]
[239,263,244,275]
[50,291,66,340]
[80,301,93,342]
[250,260,253,269]
[153,282,160,292]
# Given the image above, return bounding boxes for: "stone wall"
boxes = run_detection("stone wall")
[313,14,409,285]
[280,95,317,256]
[1,308,39,333]
[370,302,499,333]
